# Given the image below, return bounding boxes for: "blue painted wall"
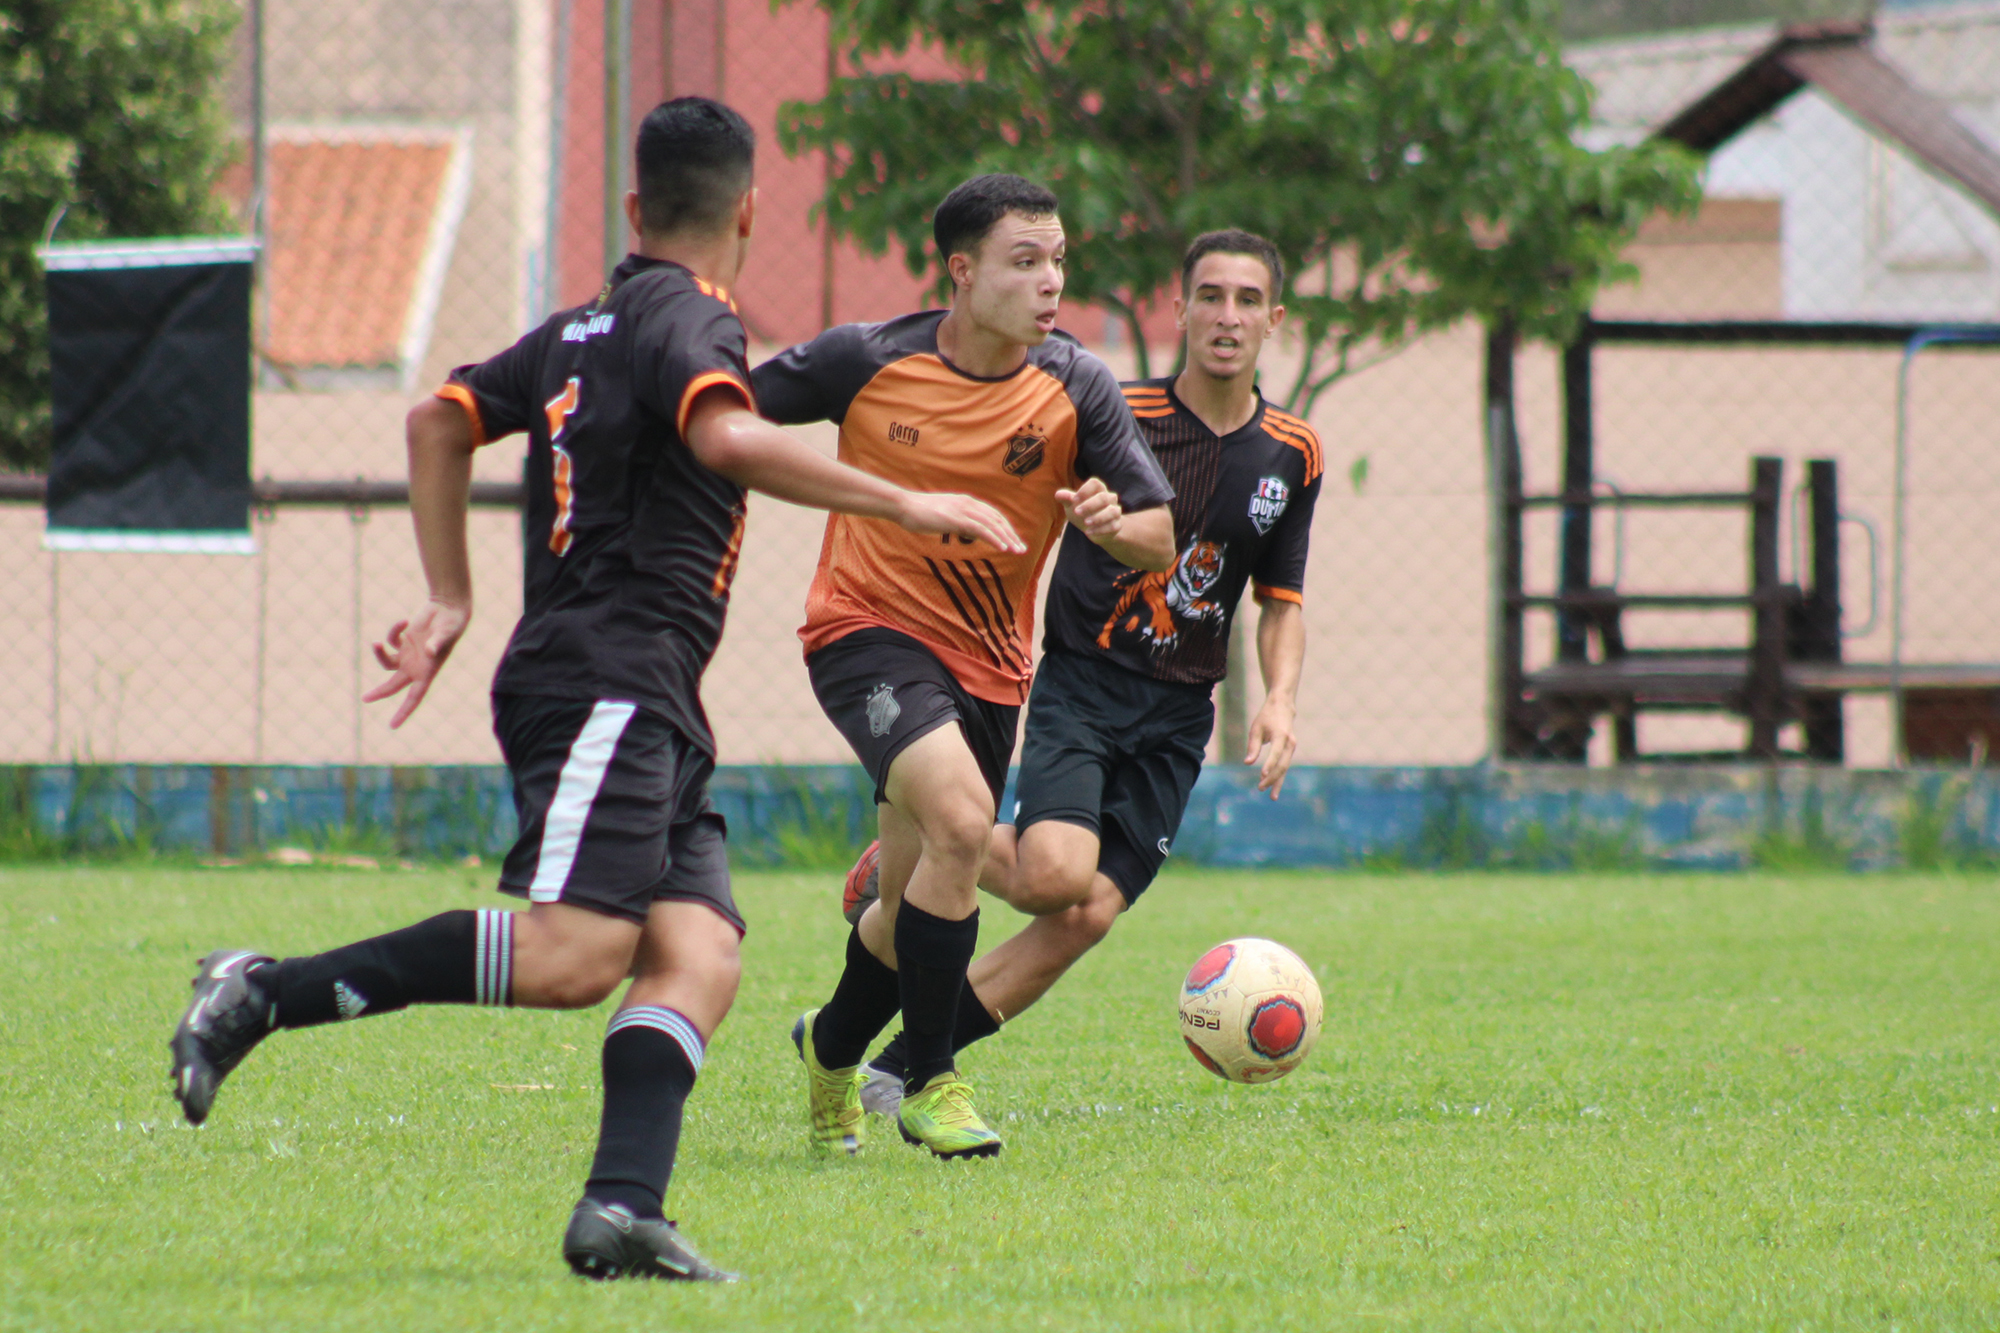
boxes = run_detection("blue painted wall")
[5,762,1997,869]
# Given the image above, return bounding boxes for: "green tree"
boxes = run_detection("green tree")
[0,0,239,472]
[780,0,1700,409]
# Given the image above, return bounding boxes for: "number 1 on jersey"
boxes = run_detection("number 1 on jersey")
[544,376,581,556]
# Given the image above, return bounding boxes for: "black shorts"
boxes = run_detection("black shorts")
[1013,649,1213,905]
[806,627,1020,810]
[492,693,743,933]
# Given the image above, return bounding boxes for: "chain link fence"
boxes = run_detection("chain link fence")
[6,0,2000,772]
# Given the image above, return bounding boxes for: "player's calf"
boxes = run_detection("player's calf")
[169,909,521,1124]
[579,900,738,1216]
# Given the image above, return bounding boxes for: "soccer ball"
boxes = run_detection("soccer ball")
[1177,937,1323,1084]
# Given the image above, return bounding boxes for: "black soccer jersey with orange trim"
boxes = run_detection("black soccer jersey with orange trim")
[1043,376,1322,687]
[436,254,754,753]
[751,312,1173,705]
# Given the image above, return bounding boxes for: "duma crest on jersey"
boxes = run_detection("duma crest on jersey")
[1249,475,1290,535]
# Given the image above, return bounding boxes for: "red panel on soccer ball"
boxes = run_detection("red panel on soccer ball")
[1184,1035,1227,1077]
[1247,997,1306,1059]
[1184,943,1235,995]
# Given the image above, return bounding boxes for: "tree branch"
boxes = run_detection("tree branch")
[1097,288,1152,380]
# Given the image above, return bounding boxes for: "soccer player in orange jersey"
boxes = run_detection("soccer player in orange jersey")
[752,175,1176,1158]
[844,231,1323,1113]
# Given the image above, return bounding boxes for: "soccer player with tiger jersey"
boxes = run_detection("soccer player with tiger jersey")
[845,231,1323,1113]
[166,99,1021,1280]
[751,174,1176,1159]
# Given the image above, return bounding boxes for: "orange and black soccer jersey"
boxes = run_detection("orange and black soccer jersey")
[751,312,1173,705]
[1043,376,1322,686]
[435,254,754,754]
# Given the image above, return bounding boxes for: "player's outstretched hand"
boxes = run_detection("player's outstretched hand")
[1245,700,1299,800]
[896,492,1026,553]
[1056,477,1124,541]
[363,598,471,729]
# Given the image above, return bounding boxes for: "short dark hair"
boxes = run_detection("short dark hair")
[932,174,1061,268]
[634,97,755,236]
[1181,230,1284,298]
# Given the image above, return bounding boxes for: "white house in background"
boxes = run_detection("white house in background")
[1572,1,2000,321]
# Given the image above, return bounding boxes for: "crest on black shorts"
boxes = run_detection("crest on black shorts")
[866,683,901,737]
[1002,430,1046,477]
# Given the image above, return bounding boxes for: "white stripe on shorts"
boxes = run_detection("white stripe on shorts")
[528,700,638,902]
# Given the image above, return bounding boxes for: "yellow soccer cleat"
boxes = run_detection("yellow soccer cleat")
[791,1008,865,1156]
[897,1071,1002,1160]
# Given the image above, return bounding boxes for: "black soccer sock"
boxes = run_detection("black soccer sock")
[872,984,1001,1080]
[583,1006,703,1220]
[895,901,980,1093]
[811,926,902,1070]
[259,909,513,1029]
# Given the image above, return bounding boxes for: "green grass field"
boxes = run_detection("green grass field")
[4,864,1999,1331]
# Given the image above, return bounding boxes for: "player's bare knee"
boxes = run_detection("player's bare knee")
[694,934,743,1001]
[922,795,995,869]
[1011,851,1095,915]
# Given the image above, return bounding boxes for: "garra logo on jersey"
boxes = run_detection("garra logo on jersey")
[1002,429,1047,477]
[559,312,615,342]
[1249,475,1290,535]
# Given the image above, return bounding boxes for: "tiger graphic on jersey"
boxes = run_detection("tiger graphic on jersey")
[1095,540,1226,652]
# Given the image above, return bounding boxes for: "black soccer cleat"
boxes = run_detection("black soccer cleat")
[563,1200,740,1282]
[169,949,275,1125]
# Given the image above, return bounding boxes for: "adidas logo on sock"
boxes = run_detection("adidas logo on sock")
[333,980,370,1020]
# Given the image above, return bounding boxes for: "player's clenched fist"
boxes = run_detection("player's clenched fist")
[1055,476,1124,540]
[894,492,1027,553]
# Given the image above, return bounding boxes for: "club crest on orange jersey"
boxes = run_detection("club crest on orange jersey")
[1002,429,1046,477]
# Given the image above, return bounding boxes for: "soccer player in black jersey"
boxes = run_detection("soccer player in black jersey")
[845,230,1321,1111]
[166,98,1021,1281]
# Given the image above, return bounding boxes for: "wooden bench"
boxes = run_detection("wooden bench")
[1505,454,2000,762]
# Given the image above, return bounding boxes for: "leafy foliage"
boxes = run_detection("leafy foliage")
[780,0,1700,402]
[0,0,239,471]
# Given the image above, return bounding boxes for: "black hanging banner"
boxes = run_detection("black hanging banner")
[37,237,258,552]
